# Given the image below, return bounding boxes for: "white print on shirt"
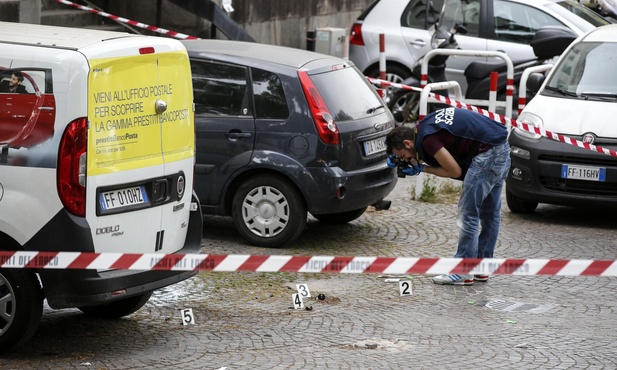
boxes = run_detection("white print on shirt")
[434,107,455,126]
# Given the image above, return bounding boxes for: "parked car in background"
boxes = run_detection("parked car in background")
[579,0,617,22]
[349,0,609,98]
[506,24,617,212]
[182,40,397,247]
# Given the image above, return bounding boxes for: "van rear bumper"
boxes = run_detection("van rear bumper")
[33,193,203,309]
[41,267,200,309]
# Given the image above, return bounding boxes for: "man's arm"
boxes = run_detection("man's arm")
[423,147,462,179]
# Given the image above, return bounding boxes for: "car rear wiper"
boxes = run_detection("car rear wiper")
[366,104,385,114]
[544,86,581,98]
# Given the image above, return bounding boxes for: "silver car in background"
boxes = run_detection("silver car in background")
[349,0,609,93]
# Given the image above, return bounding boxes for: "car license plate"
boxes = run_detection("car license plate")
[99,186,148,211]
[363,137,386,156]
[561,164,606,181]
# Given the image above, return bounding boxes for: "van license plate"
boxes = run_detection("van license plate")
[561,164,606,181]
[99,186,148,211]
[363,137,386,156]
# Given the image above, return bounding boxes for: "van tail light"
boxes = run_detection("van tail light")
[298,70,340,145]
[58,117,87,217]
[139,47,155,54]
[349,23,364,46]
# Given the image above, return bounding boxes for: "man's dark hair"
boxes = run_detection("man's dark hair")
[12,71,24,83]
[385,126,416,155]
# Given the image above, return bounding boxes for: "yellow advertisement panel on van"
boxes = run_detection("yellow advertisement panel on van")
[87,50,194,175]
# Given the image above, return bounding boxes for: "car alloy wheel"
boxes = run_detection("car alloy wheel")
[388,90,421,126]
[232,175,306,248]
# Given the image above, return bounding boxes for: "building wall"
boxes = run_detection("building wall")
[91,0,373,49]
[8,0,373,51]
[228,0,372,48]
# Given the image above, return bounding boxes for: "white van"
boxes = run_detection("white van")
[507,24,617,213]
[0,22,202,352]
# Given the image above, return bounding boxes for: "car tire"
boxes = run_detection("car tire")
[366,64,410,84]
[78,291,153,319]
[0,269,44,354]
[387,89,422,127]
[232,175,307,248]
[506,188,538,213]
[312,207,367,224]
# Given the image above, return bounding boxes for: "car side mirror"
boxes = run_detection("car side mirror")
[527,73,545,95]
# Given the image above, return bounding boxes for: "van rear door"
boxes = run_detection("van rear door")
[85,39,194,254]
[157,49,196,252]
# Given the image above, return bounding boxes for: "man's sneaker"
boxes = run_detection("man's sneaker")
[474,275,489,282]
[432,274,474,285]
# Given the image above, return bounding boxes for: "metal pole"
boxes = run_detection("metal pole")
[156,0,162,27]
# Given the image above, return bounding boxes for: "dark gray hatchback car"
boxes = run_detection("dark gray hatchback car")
[181,39,397,247]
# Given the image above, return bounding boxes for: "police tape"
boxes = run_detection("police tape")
[367,77,617,159]
[56,0,199,40]
[1,251,616,276]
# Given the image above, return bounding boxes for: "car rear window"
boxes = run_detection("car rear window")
[309,66,383,122]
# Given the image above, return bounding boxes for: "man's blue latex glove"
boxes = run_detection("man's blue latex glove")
[401,163,425,176]
[386,154,397,168]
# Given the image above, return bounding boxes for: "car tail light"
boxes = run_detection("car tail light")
[349,23,364,46]
[57,117,87,217]
[298,70,339,145]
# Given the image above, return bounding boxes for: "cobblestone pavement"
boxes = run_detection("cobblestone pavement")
[2,177,616,369]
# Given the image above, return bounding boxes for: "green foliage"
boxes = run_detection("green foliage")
[413,176,462,203]
[418,175,438,203]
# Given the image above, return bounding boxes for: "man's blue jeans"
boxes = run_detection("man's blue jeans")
[455,143,511,258]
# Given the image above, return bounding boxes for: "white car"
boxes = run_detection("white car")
[349,0,609,92]
[507,24,617,212]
